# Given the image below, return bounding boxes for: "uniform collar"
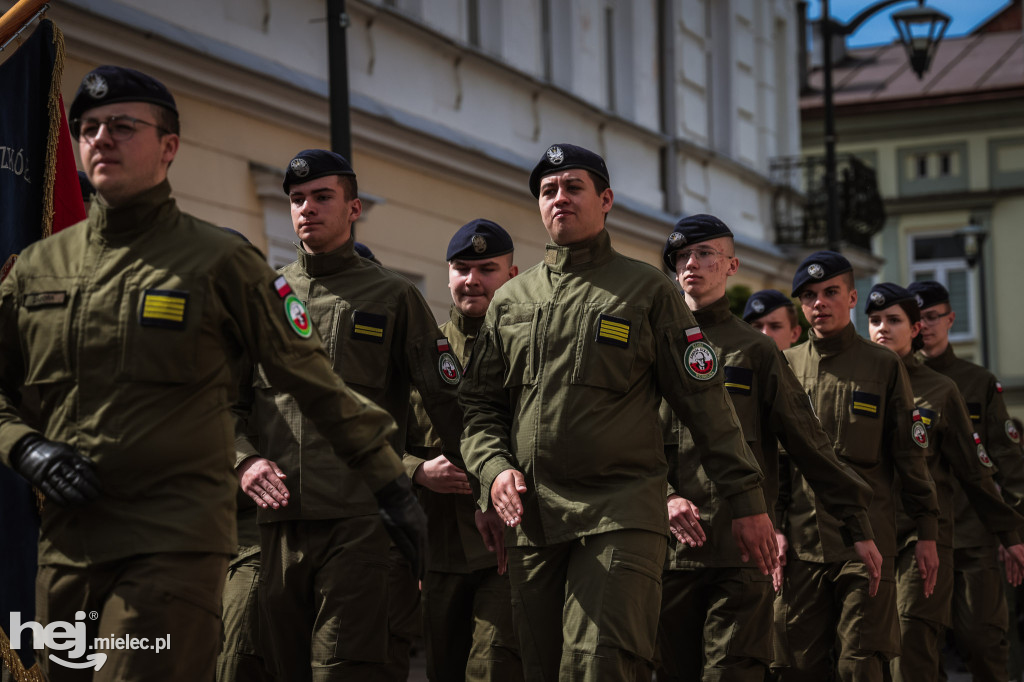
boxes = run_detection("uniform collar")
[449,305,484,337]
[921,342,956,371]
[543,229,614,273]
[88,180,175,244]
[809,321,858,357]
[295,235,360,277]
[692,295,732,327]
[902,352,924,372]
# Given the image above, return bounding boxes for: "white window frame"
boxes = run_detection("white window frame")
[907,231,976,343]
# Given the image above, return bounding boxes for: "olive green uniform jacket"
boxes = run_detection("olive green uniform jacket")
[923,344,1024,550]
[0,182,403,567]
[782,324,939,561]
[896,354,1022,551]
[237,238,464,523]
[459,229,767,547]
[406,307,495,572]
[666,297,874,569]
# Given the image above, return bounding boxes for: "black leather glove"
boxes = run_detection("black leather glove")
[10,434,100,507]
[375,474,428,579]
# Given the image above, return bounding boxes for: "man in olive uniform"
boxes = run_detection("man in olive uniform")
[0,66,423,682]
[236,149,465,681]
[744,289,803,352]
[774,251,940,682]
[908,279,1024,680]
[405,219,523,681]
[459,143,778,681]
[864,282,1024,681]
[654,216,880,682]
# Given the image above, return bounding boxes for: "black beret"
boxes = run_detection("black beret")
[528,144,610,198]
[791,250,853,297]
[743,289,794,323]
[865,282,917,314]
[69,66,178,139]
[446,219,514,261]
[283,149,355,193]
[662,214,733,270]
[906,280,950,310]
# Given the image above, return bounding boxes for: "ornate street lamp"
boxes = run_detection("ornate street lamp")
[819,0,950,251]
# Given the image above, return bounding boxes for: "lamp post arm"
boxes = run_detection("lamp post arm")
[839,0,922,36]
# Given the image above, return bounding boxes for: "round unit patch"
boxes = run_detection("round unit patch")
[912,421,929,449]
[685,341,717,381]
[290,157,310,178]
[284,294,312,338]
[750,299,765,314]
[438,351,461,385]
[668,232,685,247]
[546,145,564,165]
[1008,419,1021,444]
[807,263,825,279]
[978,442,993,468]
[472,234,487,254]
[82,73,108,98]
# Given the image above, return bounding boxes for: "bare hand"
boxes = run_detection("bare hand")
[915,539,939,598]
[490,470,527,527]
[238,457,289,509]
[474,508,508,575]
[1001,544,1024,587]
[771,530,789,592]
[667,495,705,547]
[413,455,472,495]
[732,513,779,576]
[854,539,883,597]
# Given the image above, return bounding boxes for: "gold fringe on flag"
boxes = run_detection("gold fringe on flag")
[1,629,46,682]
[40,20,64,239]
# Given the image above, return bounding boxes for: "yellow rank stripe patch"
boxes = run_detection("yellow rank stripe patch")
[140,290,189,329]
[852,401,877,414]
[725,382,751,391]
[598,319,630,342]
[353,324,383,338]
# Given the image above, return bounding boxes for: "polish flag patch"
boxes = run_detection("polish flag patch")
[437,338,451,353]
[685,326,704,343]
[273,276,292,299]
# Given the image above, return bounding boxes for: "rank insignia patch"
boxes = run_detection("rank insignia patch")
[273,275,293,298]
[975,433,993,468]
[352,311,386,343]
[140,289,188,329]
[917,407,937,429]
[685,340,717,381]
[724,366,753,396]
[851,391,880,417]
[967,402,982,424]
[284,294,311,338]
[596,314,631,349]
[24,291,67,308]
[911,409,929,449]
[1008,420,1021,444]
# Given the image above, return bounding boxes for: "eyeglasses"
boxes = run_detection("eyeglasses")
[675,247,732,266]
[75,115,171,143]
[921,311,952,324]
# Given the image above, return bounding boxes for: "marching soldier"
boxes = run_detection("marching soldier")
[0,66,421,682]
[908,279,1024,680]
[459,144,777,680]
[774,251,940,682]
[656,215,879,681]
[235,149,462,681]
[743,289,802,352]
[405,219,523,681]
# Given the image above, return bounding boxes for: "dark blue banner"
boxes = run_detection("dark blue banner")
[0,18,58,675]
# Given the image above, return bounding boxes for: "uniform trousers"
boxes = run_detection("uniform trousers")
[950,544,1009,682]
[258,516,391,682]
[36,552,227,682]
[774,555,899,682]
[890,544,954,682]
[421,566,522,681]
[508,529,666,682]
[383,546,420,682]
[656,566,774,682]
[216,547,273,682]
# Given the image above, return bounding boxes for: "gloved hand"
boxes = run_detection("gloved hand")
[374,475,428,579]
[10,434,100,506]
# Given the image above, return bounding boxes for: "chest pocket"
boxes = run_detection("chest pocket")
[495,303,539,389]
[19,278,78,385]
[836,383,885,465]
[119,273,205,384]
[724,365,759,442]
[333,302,391,390]
[571,303,644,393]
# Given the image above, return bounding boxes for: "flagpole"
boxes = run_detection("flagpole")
[0,0,49,48]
